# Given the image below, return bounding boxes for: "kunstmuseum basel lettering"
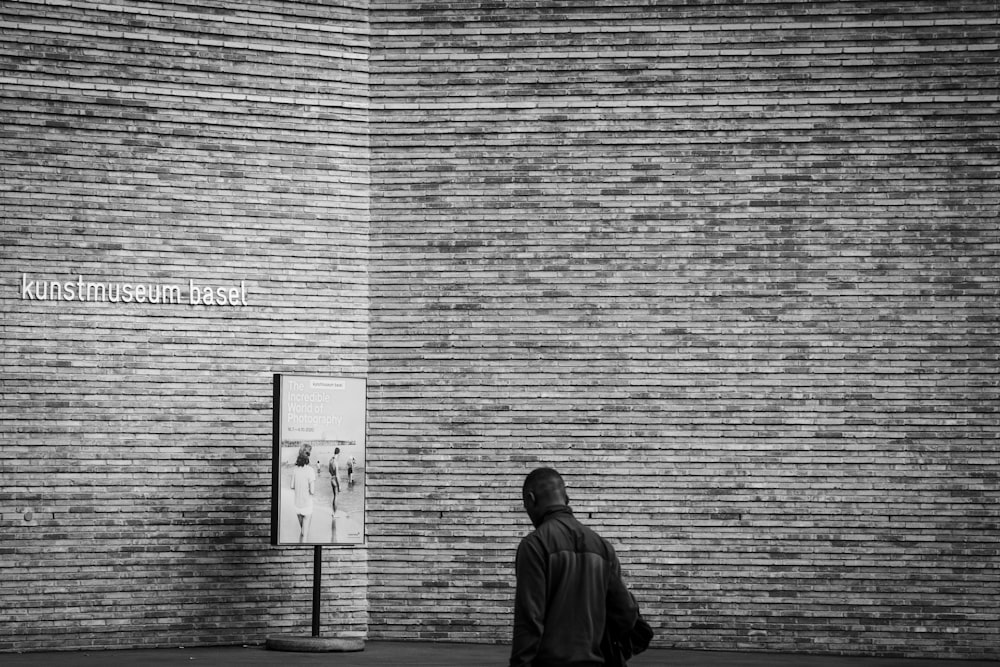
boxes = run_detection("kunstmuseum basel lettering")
[19,274,248,306]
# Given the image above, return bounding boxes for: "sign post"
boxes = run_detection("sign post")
[265,374,367,653]
[312,546,322,637]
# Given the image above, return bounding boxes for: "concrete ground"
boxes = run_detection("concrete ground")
[1,642,996,667]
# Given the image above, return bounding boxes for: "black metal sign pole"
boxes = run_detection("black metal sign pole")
[312,545,322,637]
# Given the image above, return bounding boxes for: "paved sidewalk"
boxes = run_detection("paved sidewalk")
[1,642,995,667]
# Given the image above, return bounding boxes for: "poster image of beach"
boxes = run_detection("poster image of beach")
[271,375,366,546]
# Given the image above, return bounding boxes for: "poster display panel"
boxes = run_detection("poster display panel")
[271,374,366,546]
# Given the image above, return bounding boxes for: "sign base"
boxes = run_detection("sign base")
[265,635,364,653]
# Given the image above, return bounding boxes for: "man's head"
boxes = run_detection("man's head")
[522,467,570,527]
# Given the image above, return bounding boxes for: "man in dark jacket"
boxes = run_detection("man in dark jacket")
[510,468,639,667]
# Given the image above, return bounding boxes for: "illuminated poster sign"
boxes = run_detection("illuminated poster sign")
[271,374,367,546]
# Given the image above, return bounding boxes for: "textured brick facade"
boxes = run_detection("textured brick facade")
[1,0,370,652]
[367,0,999,660]
[2,0,998,660]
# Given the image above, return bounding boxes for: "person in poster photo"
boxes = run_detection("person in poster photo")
[328,447,341,511]
[290,446,316,542]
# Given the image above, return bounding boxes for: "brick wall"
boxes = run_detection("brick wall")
[367,0,999,659]
[2,0,998,660]
[1,0,369,652]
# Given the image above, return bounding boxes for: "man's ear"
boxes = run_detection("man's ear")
[524,491,536,507]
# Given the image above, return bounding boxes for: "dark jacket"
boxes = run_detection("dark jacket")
[510,506,638,667]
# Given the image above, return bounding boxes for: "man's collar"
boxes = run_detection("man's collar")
[539,505,573,523]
